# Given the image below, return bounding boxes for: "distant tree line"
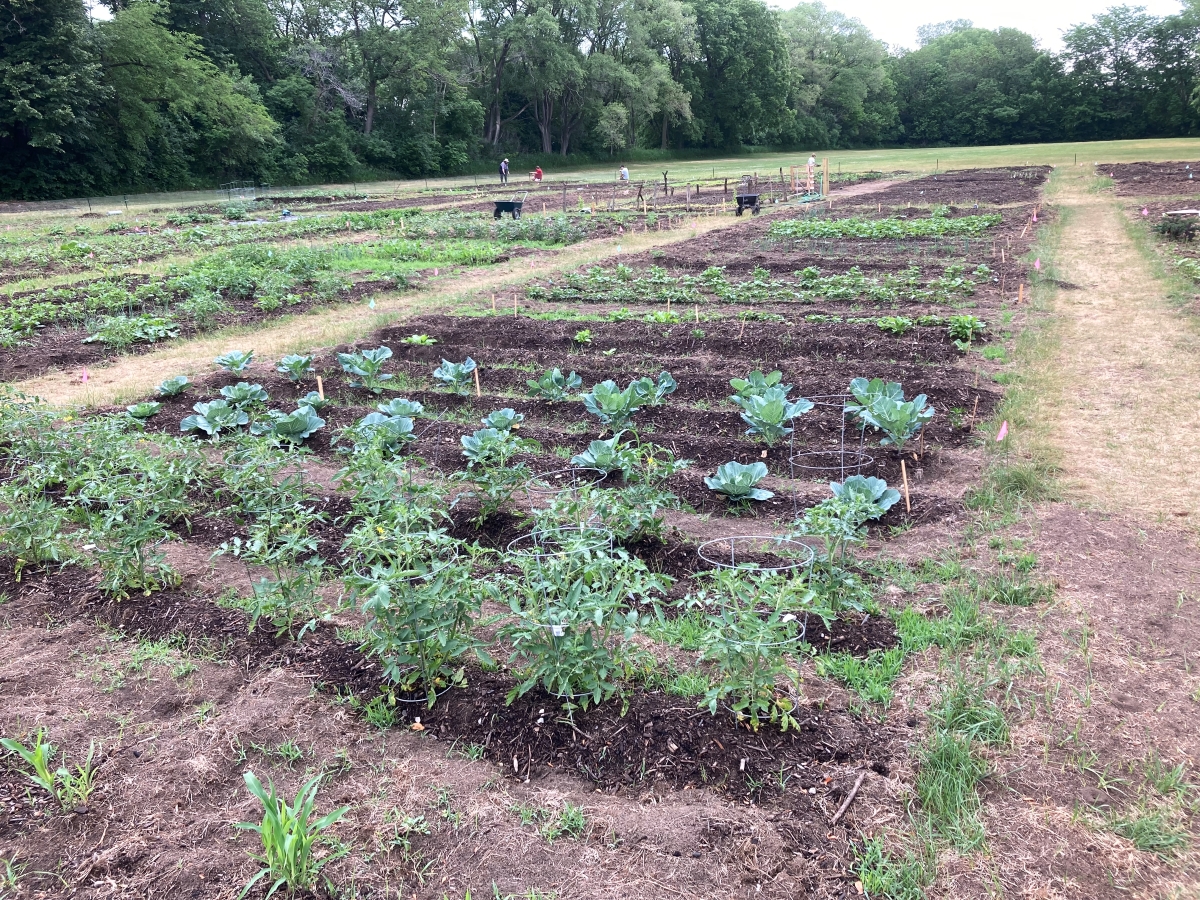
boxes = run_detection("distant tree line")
[3,0,1200,198]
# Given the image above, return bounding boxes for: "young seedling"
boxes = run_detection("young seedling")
[731,387,813,446]
[527,368,582,401]
[276,354,313,382]
[432,358,477,396]
[156,375,190,397]
[339,346,395,393]
[400,334,438,345]
[180,400,249,438]
[126,401,161,419]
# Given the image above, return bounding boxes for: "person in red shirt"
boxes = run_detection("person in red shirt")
[534,166,543,182]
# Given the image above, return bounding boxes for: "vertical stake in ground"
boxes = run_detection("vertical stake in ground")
[473,367,482,398]
[491,293,496,313]
[900,459,911,512]
[316,376,325,401]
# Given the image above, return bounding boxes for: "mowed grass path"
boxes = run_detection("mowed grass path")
[1042,168,1200,521]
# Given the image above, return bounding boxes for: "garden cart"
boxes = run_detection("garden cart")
[493,192,528,219]
[735,194,760,216]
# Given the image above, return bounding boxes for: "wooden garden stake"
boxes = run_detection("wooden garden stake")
[514,298,518,317]
[1018,284,1024,303]
[900,459,911,512]
[738,317,747,340]
[316,376,325,400]
[491,293,496,313]
[473,367,481,398]
[694,305,700,323]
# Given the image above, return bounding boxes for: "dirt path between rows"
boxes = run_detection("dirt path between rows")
[1045,171,1200,521]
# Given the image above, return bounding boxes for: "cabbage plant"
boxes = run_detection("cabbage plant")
[527,368,582,401]
[180,400,248,437]
[157,375,190,397]
[571,431,637,477]
[254,407,325,443]
[377,397,424,418]
[630,371,677,406]
[220,382,269,407]
[300,391,331,411]
[830,476,900,518]
[432,357,477,396]
[731,388,813,446]
[127,402,161,419]
[215,350,254,374]
[277,354,313,382]
[846,378,934,452]
[352,412,415,453]
[705,461,774,503]
[730,370,790,400]
[481,408,523,431]
[338,346,394,393]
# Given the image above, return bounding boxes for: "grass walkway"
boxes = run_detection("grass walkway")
[1043,169,1200,522]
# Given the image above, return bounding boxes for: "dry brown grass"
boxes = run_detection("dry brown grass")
[1042,169,1200,523]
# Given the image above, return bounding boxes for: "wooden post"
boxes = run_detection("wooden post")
[1018,283,1024,303]
[514,298,518,317]
[473,367,481,398]
[822,158,830,197]
[694,305,699,323]
[900,459,911,512]
[491,293,496,313]
[724,178,728,198]
[562,184,567,212]
[685,184,691,212]
[316,376,325,400]
[738,317,747,340]
[667,294,672,315]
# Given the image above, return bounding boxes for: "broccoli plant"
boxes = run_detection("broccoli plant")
[730,370,790,400]
[481,408,524,431]
[156,375,190,397]
[180,400,249,438]
[845,378,934,452]
[253,406,325,444]
[731,387,813,446]
[339,346,394,393]
[377,397,424,418]
[432,357,477,396]
[527,368,582,401]
[277,354,313,382]
[705,461,774,504]
[126,402,161,419]
[215,350,254,374]
[220,382,269,407]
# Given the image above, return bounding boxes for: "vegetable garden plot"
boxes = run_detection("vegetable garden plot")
[1103,160,1200,196]
[841,166,1052,206]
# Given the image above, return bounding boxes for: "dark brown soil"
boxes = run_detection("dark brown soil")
[839,167,1051,206]
[1103,160,1200,196]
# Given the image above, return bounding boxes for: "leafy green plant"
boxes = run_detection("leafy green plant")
[947,315,987,351]
[630,371,677,406]
[84,314,178,350]
[581,380,645,429]
[481,408,524,431]
[0,492,72,580]
[300,391,331,411]
[377,397,424,418]
[705,461,773,503]
[339,346,394,393]
[156,375,190,397]
[276,354,313,382]
[180,399,249,437]
[347,562,485,706]
[220,382,269,407]
[255,406,325,443]
[0,729,100,810]
[876,316,914,336]
[570,431,637,477]
[126,401,161,419]
[400,334,438,345]
[236,771,349,899]
[351,412,416,454]
[846,378,934,452]
[573,328,593,345]
[432,357,477,395]
[527,368,582,401]
[768,214,1002,240]
[830,475,900,517]
[731,387,813,446]
[730,370,789,399]
[215,350,254,374]
[93,515,181,599]
[457,427,534,524]
[684,571,806,730]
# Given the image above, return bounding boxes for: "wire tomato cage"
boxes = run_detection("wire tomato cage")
[521,466,608,520]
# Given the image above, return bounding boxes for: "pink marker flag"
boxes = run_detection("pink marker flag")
[996,420,1008,442]
[433,268,438,276]
[81,368,89,383]
[1034,258,1041,271]
[1142,208,1149,216]
[1032,213,1038,223]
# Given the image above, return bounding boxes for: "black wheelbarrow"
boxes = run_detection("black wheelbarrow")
[735,194,760,216]
[493,192,528,219]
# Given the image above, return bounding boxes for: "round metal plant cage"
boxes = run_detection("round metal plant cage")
[696,534,816,575]
[525,466,608,496]
[506,523,616,562]
[788,449,875,477]
[349,538,462,588]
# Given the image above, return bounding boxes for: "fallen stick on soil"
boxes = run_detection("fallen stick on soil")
[900,460,911,513]
[830,770,868,826]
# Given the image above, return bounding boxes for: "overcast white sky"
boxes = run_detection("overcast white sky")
[86,0,1187,52]
[779,0,1187,51]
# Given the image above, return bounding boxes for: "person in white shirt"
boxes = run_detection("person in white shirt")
[619,165,629,181]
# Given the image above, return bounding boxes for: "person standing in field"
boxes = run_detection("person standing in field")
[500,158,509,184]
[806,154,816,191]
